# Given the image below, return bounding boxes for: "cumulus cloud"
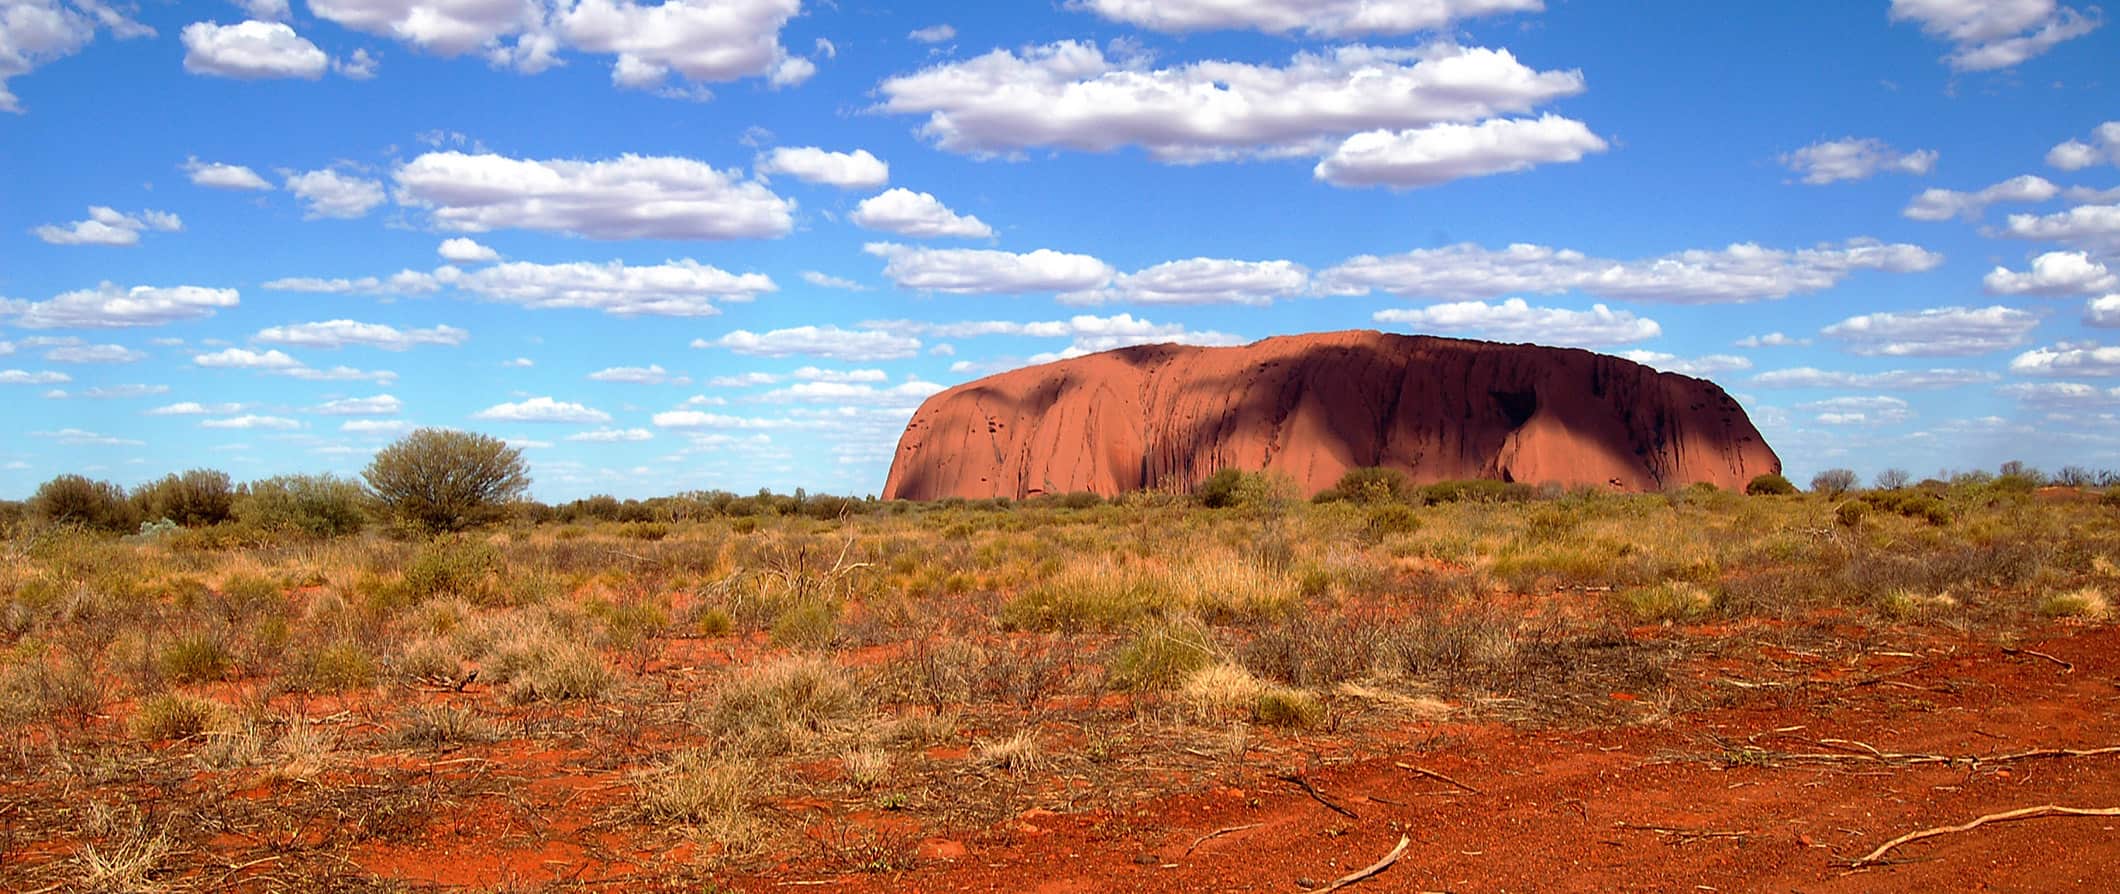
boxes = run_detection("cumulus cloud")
[183,157,272,190]
[2010,342,2120,377]
[800,271,866,291]
[47,384,168,399]
[1780,137,1938,185]
[1902,174,2057,221]
[1071,258,1309,306]
[31,427,141,445]
[877,42,1585,162]
[1736,332,1810,348]
[255,319,469,350]
[1075,0,1540,36]
[4,282,238,328]
[192,347,396,383]
[1321,238,1941,304]
[180,19,329,79]
[1999,381,2120,407]
[0,0,151,114]
[44,342,145,363]
[1315,114,1606,189]
[1617,351,1753,377]
[866,243,1114,295]
[701,326,923,361]
[2001,203,2120,252]
[307,0,538,54]
[757,147,888,188]
[850,189,993,239]
[393,151,794,240]
[471,396,612,424]
[437,237,499,262]
[1798,395,1914,426]
[311,394,402,416]
[0,369,70,385]
[32,206,182,246]
[567,427,653,442]
[147,401,245,416]
[704,371,780,387]
[1983,251,2117,295]
[1751,366,2000,389]
[200,414,301,430]
[1373,298,1660,347]
[1889,0,2102,71]
[871,313,1244,361]
[907,23,955,43]
[2046,121,2120,170]
[555,0,803,91]
[284,168,386,219]
[443,258,776,316]
[792,367,887,383]
[1820,305,2041,356]
[2087,294,2120,327]
[341,419,412,435]
[761,379,945,407]
[261,269,441,296]
[587,364,687,384]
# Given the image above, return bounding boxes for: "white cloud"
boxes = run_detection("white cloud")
[471,396,612,424]
[1889,0,2102,71]
[192,347,396,384]
[1071,258,1309,306]
[5,282,238,328]
[2010,342,2120,377]
[147,401,244,416]
[310,394,402,416]
[285,168,386,219]
[393,151,794,240]
[31,427,141,446]
[261,269,441,296]
[1751,366,2000,389]
[2046,121,2120,170]
[180,19,328,79]
[0,0,151,114]
[651,410,786,430]
[1736,332,1810,348]
[442,258,775,316]
[567,427,653,442]
[2001,203,2120,252]
[866,243,1114,295]
[1999,381,2120,407]
[1076,0,1539,36]
[307,0,538,56]
[588,364,687,384]
[761,379,945,407]
[47,384,168,399]
[1374,298,1660,347]
[871,313,1243,361]
[758,147,888,188]
[0,369,70,385]
[335,47,378,79]
[1984,251,2117,295]
[1820,305,2041,356]
[437,237,499,263]
[239,0,291,21]
[702,326,923,361]
[1798,395,1914,426]
[255,319,469,350]
[800,271,866,291]
[556,0,803,90]
[907,23,955,43]
[504,357,534,368]
[1619,351,1753,377]
[32,205,182,246]
[850,189,993,239]
[341,419,412,435]
[1780,137,1938,185]
[877,42,1585,163]
[183,157,272,190]
[1321,238,1941,304]
[704,372,780,387]
[1903,174,2057,221]
[792,366,887,383]
[201,414,302,430]
[2087,294,2120,327]
[44,342,144,363]
[1316,115,1606,189]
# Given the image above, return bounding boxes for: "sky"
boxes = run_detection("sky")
[3,0,2119,501]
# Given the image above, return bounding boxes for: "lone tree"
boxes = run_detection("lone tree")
[363,428,529,533]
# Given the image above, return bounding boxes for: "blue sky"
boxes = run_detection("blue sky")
[3,0,2118,500]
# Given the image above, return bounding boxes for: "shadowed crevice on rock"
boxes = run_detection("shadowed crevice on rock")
[882,330,1781,500]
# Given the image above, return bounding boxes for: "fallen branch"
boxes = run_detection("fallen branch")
[1185,822,1264,855]
[1852,805,2120,867]
[1745,739,2120,769]
[1315,835,1411,893]
[1615,822,1751,843]
[1275,773,1360,820]
[1394,762,1482,794]
[2001,647,2075,673]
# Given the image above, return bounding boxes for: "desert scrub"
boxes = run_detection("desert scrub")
[2039,587,2112,620]
[392,704,500,749]
[769,599,839,648]
[638,750,762,850]
[841,747,891,789]
[1873,587,1958,620]
[131,692,224,740]
[1108,619,1219,690]
[973,730,1041,773]
[1252,685,1325,728]
[158,633,230,684]
[1179,662,1267,721]
[0,645,99,725]
[1002,549,1293,630]
[289,640,379,692]
[402,537,501,602]
[505,641,614,703]
[705,654,863,755]
[1613,581,1716,623]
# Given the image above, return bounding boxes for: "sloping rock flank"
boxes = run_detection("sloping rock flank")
[882,330,1780,500]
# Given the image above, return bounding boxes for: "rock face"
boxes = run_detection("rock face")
[882,330,1781,500]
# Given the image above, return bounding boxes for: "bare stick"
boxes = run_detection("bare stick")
[1394,762,1482,794]
[1615,822,1751,841]
[2002,647,2075,672]
[1315,835,1412,893]
[1275,773,1359,820]
[1185,822,1264,855]
[1853,805,2120,866]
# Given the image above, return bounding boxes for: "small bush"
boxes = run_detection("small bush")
[1835,501,1869,528]
[1108,619,1218,690]
[1810,469,1858,498]
[770,600,840,649]
[392,704,500,749]
[620,521,670,541]
[1179,663,1266,720]
[235,474,367,538]
[403,538,500,602]
[364,428,530,533]
[1364,504,1420,539]
[1614,581,1715,623]
[136,469,235,527]
[30,474,138,532]
[298,641,378,692]
[131,693,222,740]
[1253,686,1324,728]
[1745,473,1797,496]
[706,655,862,754]
[973,731,1041,773]
[2039,587,2112,621]
[1329,467,1414,504]
[503,642,613,703]
[1421,479,1534,505]
[159,634,230,684]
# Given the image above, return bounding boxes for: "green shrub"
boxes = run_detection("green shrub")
[363,429,530,533]
[131,693,222,740]
[1421,479,1534,504]
[1744,473,1797,496]
[1835,501,1869,528]
[770,600,839,649]
[1108,620,1217,690]
[235,474,367,538]
[1331,467,1413,504]
[136,469,235,527]
[299,641,378,692]
[1614,581,1716,623]
[1364,504,1420,539]
[30,474,139,532]
[403,538,500,602]
[159,634,230,684]
[1253,686,1324,728]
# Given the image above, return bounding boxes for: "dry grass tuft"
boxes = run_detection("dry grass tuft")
[974,730,1041,773]
[2039,587,2112,620]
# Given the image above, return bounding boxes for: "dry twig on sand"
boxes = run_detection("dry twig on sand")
[1275,773,1359,820]
[1851,805,2120,866]
[1185,822,1264,855]
[1394,762,1481,794]
[2001,647,2074,672]
[1314,835,1411,893]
